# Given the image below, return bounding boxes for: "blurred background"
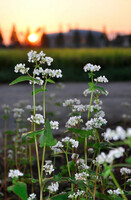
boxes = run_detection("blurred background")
[0,0,131,83]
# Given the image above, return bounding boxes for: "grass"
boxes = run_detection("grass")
[0,48,131,82]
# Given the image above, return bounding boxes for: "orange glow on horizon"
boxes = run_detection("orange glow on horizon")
[28,33,38,43]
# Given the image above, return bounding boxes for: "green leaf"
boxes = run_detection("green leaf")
[51,193,68,200]
[31,87,44,96]
[68,128,94,138]
[95,86,106,93]
[103,166,111,178]
[7,181,28,200]
[95,191,112,200]
[126,156,131,164]
[22,129,44,142]
[9,76,34,85]
[29,178,39,183]
[39,119,57,147]
[47,78,55,83]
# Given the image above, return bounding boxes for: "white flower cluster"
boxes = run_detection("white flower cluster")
[120,167,131,175]
[94,76,108,83]
[47,182,59,193]
[8,150,13,159]
[75,172,89,183]
[127,178,131,183]
[72,104,88,112]
[94,110,105,118]
[28,50,53,66]
[96,147,125,164]
[83,63,101,72]
[27,114,44,124]
[8,169,23,179]
[51,141,63,154]
[71,153,79,160]
[65,116,83,128]
[61,137,79,148]
[68,190,85,199]
[26,105,43,111]
[102,126,131,142]
[42,68,62,78]
[43,160,54,175]
[85,117,107,130]
[14,63,29,74]
[107,188,123,195]
[77,158,89,171]
[29,77,44,86]
[13,108,24,118]
[19,128,28,133]
[50,121,59,130]
[2,104,10,114]
[63,98,80,107]
[33,67,43,76]
[28,193,36,200]
[83,88,91,96]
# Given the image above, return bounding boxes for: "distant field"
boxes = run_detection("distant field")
[0,48,131,82]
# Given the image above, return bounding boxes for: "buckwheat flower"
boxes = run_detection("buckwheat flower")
[50,121,59,129]
[75,172,89,183]
[27,114,44,124]
[127,128,131,137]
[33,68,40,76]
[8,169,23,179]
[102,126,126,141]
[65,116,83,128]
[8,150,13,159]
[26,105,32,110]
[27,50,37,63]
[45,56,53,66]
[107,188,123,195]
[122,114,131,120]
[77,159,85,165]
[28,193,36,200]
[94,110,105,118]
[2,104,10,114]
[83,63,101,72]
[78,163,90,171]
[13,108,24,118]
[88,148,94,153]
[94,99,103,105]
[43,160,54,175]
[68,190,85,199]
[95,152,107,165]
[51,141,63,154]
[14,63,29,74]
[83,88,91,96]
[70,139,79,148]
[94,76,108,83]
[63,98,80,107]
[127,178,131,183]
[71,153,79,160]
[85,117,107,130]
[47,182,59,193]
[72,104,88,112]
[120,168,131,175]
[61,136,71,143]
[35,105,43,111]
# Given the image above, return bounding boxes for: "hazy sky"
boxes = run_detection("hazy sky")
[0,0,131,43]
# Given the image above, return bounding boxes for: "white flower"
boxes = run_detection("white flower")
[68,190,85,199]
[127,178,131,183]
[72,104,88,112]
[88,148,94,153]
[35,105,43,111]
[120,168,131,175]
[94,76,108,83]
[19,128,28,133]
[94,110,105,118]
[28,193,36,200]
[51,141,63,154]
[61,137,79,148]
[43,160,54,175]
[107,188,123,195]
[63,98,80,107]
[14,63,29,74]
[27,114,44,124]
[47,182,59,193]
[50,121,59,130]
[65,116,83,128]
[71,153,79,160]
[83,88,91,96]
[12,108,24,118]
[8,169,23,179]
[75,172,89,182]
[45,56,53,66]
[85,117,107,130]
[83,63,101,72]
[96,147,125,164]
[2,104,10,114]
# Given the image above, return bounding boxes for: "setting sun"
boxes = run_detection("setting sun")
[28,33,38,43]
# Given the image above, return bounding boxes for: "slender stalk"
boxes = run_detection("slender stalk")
[65,151,71,177]
[110,171,127,200]
[29,144,34,193]
[15,118,19,168]
[4,119,7,200]
[93,164,99,200]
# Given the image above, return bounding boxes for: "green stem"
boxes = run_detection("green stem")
[4,119,7,200]
[110,171,127,200]
[15,119,19,168]
[40,146,46,185]
[65,151,71,177]
[29,144,34,193]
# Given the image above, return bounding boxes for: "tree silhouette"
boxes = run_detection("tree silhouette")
[86,31,95,47]
[24,27,31,47]
[114,34,124,47]
[129,34,131,47]
[99,33,109,47]
[41,32,50,48]
[72,30,81,48]
[10,25,20,47]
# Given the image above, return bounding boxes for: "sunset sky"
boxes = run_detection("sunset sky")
[0,0,131,44]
